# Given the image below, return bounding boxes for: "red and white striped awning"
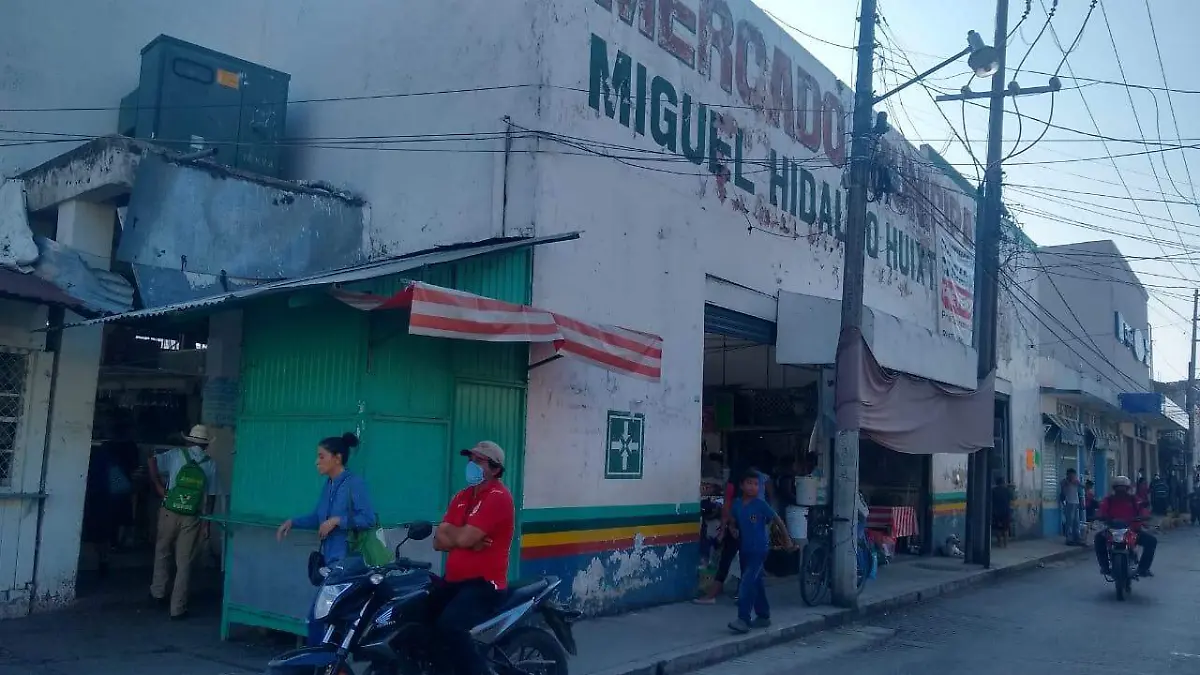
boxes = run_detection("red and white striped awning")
[331,282,663,380]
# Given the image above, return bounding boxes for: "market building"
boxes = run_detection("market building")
[2,0,1052,629]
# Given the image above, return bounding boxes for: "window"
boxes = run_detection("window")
[0,351,29,488]
[1056,402,1079,420]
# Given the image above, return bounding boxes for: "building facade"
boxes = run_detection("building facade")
[1,0,1067,619]
[1034,241,1184,538]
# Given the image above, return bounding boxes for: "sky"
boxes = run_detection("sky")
[753,0,1200,386]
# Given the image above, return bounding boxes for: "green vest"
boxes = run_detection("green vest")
[164,455,209,516]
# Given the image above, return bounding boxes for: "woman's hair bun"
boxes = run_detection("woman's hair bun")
[341,432,360,449]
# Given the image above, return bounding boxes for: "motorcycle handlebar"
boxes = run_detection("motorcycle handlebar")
[392,557,433,570]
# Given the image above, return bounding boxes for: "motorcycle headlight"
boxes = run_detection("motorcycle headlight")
[313,582,352,620]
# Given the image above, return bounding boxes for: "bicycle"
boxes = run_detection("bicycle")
[798,507,873,606]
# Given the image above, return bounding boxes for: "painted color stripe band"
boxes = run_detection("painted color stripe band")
[521,522,697,548]
[521,532,698,561]
[522,512,698,535]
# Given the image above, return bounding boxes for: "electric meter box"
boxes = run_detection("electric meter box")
[119,35,291,177]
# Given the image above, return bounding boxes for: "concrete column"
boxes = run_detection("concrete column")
[31,199,114,613]
[201,311,242,564]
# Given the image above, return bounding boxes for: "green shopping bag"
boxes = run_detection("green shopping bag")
[347,491,392,567]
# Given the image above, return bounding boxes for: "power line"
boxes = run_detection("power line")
[1095,0,1197,281]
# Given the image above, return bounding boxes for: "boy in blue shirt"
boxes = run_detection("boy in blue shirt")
[728,469,796,634]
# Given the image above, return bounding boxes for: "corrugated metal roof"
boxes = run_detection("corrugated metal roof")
[58,233,579,329]
[0,267,83,310]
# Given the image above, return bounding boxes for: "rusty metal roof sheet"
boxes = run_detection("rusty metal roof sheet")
[57,233,580,329]
[0,267,83,310]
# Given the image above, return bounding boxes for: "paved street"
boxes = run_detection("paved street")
[698,527,1200,675]
[0,532,1194,674]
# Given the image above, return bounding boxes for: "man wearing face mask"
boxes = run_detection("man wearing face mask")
[431,441,515,675]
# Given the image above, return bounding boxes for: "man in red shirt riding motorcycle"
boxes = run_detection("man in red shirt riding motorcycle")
[1094,475,1157,578]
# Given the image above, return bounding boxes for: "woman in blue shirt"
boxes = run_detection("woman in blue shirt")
[276,432,377,645]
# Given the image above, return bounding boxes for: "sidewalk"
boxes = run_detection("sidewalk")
[0,538,1088,675]
[573,537,1089,675]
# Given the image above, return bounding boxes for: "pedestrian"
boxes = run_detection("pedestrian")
[1084,480,1098,529]
[694,456,773,605]
[1060,468,1083,545]
[148,424,221,620]
[991,476,1013,548]
[727,469,796,634]
[1150,474,1169,520]
[1190,487,1200,526]
[1135,476,1150,509]
[276,432,378,647]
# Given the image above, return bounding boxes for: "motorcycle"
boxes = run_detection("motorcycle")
[268,521,580,675]
[1102,518,1146,601]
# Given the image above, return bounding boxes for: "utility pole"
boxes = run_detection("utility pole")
[832,0,878,607]
[1187,290,1197,494]
[963,0,1008,569]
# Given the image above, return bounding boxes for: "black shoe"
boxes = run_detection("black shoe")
[1138,570,1153,578]
[149,594,168,608]
[169,611,190,621]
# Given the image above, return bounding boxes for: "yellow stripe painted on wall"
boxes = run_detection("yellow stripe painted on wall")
[521,522,698,548]
[933,502,966,515]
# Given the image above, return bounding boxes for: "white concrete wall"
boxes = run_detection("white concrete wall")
[997,239,1044,535]
[1,0,545,256]
[519,0,984,511]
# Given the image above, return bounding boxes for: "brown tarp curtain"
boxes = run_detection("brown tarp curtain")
[835,327,995,455]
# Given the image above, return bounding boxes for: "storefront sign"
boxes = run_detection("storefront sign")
[937,227,975,346]
[1113,311,1150,365]
[606,410,645,479]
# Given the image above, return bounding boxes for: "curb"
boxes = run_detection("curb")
[594,546,1090,675]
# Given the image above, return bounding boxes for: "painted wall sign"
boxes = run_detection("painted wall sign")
[606,410,645,479]
[585,0,977,341]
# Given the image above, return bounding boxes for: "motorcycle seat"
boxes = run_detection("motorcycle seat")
[498,578,552,612]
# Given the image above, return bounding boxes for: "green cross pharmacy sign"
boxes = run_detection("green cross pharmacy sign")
[605,411,645,480]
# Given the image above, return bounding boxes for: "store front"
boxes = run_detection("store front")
[64,234,665,638]
[699,304,821,586]
[1041,410,1085,538]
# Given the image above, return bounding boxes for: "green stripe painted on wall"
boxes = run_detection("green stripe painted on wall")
[932,491,967,503]
[521,503,701,525]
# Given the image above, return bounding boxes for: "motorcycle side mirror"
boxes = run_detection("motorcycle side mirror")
[408,521,434,541]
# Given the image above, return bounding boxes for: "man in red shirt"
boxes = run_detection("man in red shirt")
[432,441,515,675]
[1094,475,1157,578]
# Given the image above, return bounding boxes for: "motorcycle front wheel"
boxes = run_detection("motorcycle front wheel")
[496,626,569,675]
[1112,557,1128,601]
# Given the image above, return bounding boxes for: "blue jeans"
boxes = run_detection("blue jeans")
[736,550,769,623]
[1063,503,1081,543]
[306,594,327,647]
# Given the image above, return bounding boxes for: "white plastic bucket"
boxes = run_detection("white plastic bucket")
[785,505,809,540]
[795,477,820,506]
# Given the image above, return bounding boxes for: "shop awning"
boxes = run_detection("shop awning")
[330,282,663,381]
[1043,413,1085,447]
[1085,425,1120,451]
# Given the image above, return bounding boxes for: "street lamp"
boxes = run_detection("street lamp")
[872,30,997,105]
[967,31,1000,78]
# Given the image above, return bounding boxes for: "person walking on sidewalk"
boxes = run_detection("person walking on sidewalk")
[727,470,796,634]
[991,476,1013,548]
[276,432,378,646]
[1060,469,1084,545]
[1150,474,1169,522]
[694,460,773,605]
[148,425,221,620]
